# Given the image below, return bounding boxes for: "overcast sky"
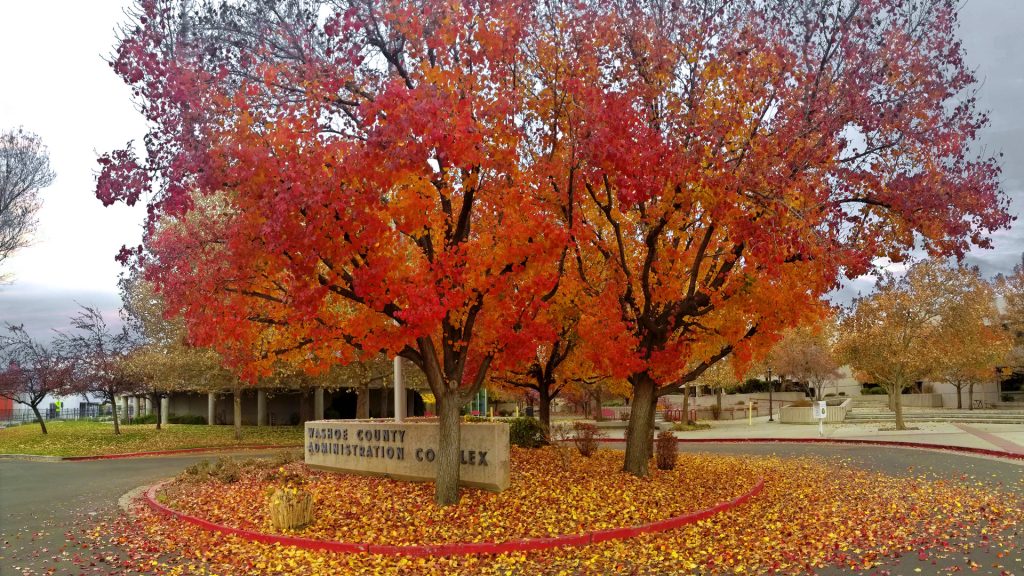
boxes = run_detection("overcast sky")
[0,0,1022,339]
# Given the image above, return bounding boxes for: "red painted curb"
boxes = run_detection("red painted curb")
[595,437,1024,460]
[142,478,764,557]
[64,444,303,461]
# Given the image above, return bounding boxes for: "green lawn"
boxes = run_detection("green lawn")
[0,420,303,457]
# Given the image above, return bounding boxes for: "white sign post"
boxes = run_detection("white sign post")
[814,401,827,436]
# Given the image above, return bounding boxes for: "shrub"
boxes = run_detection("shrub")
[548,423,575,470]
[864,387,887,395]
[169,414,207,425]
[672,421,711,431]
[572,422,602,457]
[789,400,813,408]
[131,413,158,424]
[177,457,245,484]
[655,430,677,470]
[839,392,846,396]
[710,404,722,420]
[619,410,631,422]
[509,417,547,448]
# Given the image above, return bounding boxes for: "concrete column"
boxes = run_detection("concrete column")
[257,390,267,426]
[393,356,405,422]
[160,396,169,426]
[132,396,140,418]
[122,396,130,421]
[314,387,324,421]
[207,393,216,425]
[144,397,152,416]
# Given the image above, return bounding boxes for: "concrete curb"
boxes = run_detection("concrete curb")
[596,437,1024,461]
[0,453,63,462]
[142,477,764,557]
[62,444,303,461]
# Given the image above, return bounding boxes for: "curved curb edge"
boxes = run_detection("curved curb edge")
[63,444,303,461]
[142,478,764,557]
[597,437,1024,460]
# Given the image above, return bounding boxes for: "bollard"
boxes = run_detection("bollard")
[747,401,752,426]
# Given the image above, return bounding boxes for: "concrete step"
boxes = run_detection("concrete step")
[844,413,1024,423]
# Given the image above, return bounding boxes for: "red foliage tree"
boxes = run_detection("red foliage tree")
[527,0,1011,474]
[0,325,73,434]
[99,0,564,505]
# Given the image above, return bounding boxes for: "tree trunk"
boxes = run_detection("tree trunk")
[955,384,963,410]
[593,385,604,422]
[681,384,689,424]
[31,404,47,434]
[968,382,975,410]
[893,385,906,431]
[151,392,162,430]
[356,382,370,419]
[233,388,242,441]
[111,394,121,435]
[623,373,657,477]
[538,386,551,432]
[435,393,462,507]
[715,387,723,417]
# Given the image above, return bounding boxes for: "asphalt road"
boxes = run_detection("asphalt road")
[1,445,1022,575]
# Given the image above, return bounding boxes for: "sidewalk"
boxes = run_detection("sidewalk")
[595,416,1024,456]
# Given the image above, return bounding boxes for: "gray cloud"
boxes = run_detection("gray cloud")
[0,282,123,342]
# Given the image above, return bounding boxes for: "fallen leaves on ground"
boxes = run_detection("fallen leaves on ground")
[160,448,756,544]
[83,449,1023,575]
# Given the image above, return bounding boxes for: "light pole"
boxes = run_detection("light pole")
[767,367,774,422]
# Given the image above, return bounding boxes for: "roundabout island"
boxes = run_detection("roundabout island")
[81,442,1024,575]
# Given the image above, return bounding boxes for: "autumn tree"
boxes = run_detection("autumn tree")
[693,357,746,419]
[528,0,1010,475]
[997,254,1024,373]
[0,127,55,274]
[838,262,988,429]
[768,322,841,401]
[98,0,570,506]
[0,325,73,434]
[56,306,144,435]
[931,271,1010,409]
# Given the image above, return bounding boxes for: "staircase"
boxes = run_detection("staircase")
[844,399,1024,424]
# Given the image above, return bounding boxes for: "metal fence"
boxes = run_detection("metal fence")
[0,405,140,425]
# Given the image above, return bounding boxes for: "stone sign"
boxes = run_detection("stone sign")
[304,420,511,492]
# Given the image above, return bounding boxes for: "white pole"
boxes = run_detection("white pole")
[394,356,405,422]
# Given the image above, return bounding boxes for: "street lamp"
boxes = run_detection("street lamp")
[766,367,774,422]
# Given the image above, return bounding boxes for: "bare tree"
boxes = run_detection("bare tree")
[57,305,143,435]
[0,128,56,272]
[0,324,73,434]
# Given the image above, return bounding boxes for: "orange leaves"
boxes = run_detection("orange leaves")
[88,449,1024,575]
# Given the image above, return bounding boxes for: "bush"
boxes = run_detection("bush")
[572,422,602,457]
[789,400,813,408]
[169,414,207,425]
[178,457,243,484]
[864,387,887,395]
[619,410,631,422]
[655,430,677,470]
[509,417,547,448]
[710,404,722,420]
[131,413,158,424]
